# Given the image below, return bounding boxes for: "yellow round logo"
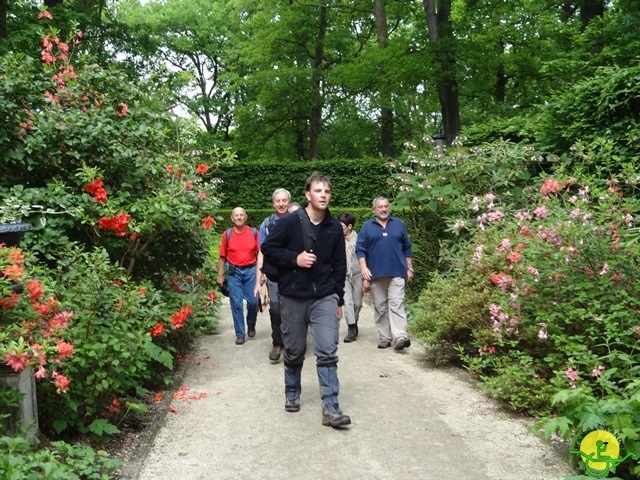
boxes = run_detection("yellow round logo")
[579,430,620,473]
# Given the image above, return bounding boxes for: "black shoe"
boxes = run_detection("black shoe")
[343,324,357,343]
[268,345,282,361]
[377,340,391,349]
[235,337,245,345]
[394,337,411,350]
[285,397,300,413]
[248,327,256,338]
[322,404,351,428]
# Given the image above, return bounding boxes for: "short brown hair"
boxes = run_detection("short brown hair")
[304,172,332,192]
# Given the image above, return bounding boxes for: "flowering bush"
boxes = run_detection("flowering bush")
[405,141,640,475]
[0,244,73,395]
[1,13,233,282]
[1,13,224,443]
[34,244,219,439]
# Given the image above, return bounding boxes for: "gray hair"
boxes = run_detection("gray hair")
[372,196,389,208]
[272,188,292,202]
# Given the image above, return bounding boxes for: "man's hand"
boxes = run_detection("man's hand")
[406,270,414,283]
[361,266,372,281]
[296,251,317,268]
[336,305,343,320]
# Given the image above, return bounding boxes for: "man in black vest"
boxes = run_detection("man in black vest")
[261,173,350,428]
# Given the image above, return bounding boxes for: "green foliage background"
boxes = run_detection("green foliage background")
[216,158,394,209]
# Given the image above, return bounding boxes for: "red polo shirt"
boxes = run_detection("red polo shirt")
[219,228,259,267]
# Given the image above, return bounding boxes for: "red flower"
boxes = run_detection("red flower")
[56,340,74,359]
[0,292,19,309]
[98,213,131,236]
[170,306,193,329]
[208,292,218,302]
[49,311,73,330]
[117,102,128,117]
[202,216,215,229]
[149,323,165,337]
[3,264,24,281]
[51,371,70,393]
[195,164,210,175]
[27,279,44,302]
[37,10,53,20]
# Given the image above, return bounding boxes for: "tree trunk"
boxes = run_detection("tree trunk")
[423,0,460,146]
[308,6,328,161]
[374,0,395,157]
[579,0,605,29]
[0,0,7,41]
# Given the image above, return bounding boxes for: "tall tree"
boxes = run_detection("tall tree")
[116,0,237,136]
[373,0,394,157]
[423,0,460,145]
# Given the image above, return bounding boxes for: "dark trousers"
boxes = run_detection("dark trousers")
[266,279,283,348]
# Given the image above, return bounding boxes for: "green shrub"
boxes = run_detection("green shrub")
[34,244,218,440]
[0,435,120,479]
[215,158,394,209]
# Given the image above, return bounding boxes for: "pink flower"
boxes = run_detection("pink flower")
[591,365,605,378]
[537,323,547,341]
[4,351,30,372]
[496,238,511,252]
[37,10,53,20]
[533,206,548,219]
[487,210,504,222]
[35,366,47,379]
[539,178,561,195]
[565,367,579,388]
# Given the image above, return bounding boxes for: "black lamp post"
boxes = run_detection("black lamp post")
[432,127,446,151]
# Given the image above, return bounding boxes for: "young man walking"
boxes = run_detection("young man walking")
[217,207,260,345]
[254,188,291,362]
[356,196,414,350]
[261,173,350,428]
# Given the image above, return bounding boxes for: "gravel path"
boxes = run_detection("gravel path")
[127,298,574,480]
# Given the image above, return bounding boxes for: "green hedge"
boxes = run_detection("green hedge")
[215,158,393,209]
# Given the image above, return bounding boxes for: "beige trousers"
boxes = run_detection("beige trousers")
[369,277,408,342]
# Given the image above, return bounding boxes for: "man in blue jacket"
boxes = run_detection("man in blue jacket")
[261,172,350,428]
[356,196,414,350]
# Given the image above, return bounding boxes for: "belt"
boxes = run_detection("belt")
[231,263,256,269]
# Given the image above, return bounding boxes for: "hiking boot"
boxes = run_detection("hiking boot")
[247,327,256,338]
[377,340,391,349]
[284,397,300,413]
[322,404,351,428]
[343,324,357,343]
[394,337,411,351]
[235,337,245,345]
[269,345,282,361]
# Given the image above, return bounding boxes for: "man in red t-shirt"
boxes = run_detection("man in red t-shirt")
[217,207,260,345]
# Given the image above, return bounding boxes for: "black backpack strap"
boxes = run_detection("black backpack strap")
[296,209,316,252]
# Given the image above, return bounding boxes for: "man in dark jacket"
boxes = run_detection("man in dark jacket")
[261,172,350,428]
